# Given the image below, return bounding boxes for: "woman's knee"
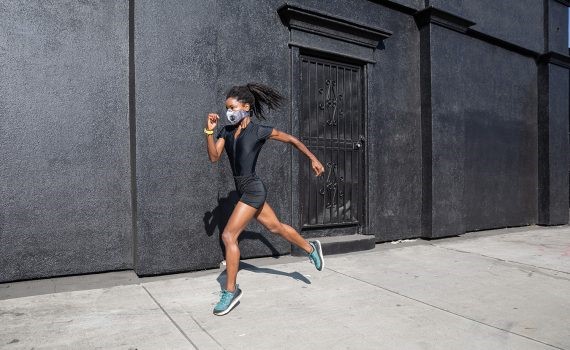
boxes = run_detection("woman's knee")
[221,230,238,246]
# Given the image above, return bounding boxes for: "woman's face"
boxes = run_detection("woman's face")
[225,97,250,112]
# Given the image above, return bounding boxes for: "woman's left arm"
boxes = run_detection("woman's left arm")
[268,129,325,176]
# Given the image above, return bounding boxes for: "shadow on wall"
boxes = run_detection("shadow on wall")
[202,191,280,258]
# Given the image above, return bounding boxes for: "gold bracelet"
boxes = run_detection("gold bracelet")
[204,127,214,135]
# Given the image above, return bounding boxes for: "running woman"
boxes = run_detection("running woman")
[204,82,326,316]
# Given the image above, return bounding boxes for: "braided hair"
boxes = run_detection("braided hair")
[226,82,285,120]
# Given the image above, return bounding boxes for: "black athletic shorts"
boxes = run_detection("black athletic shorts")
[233,172,267,209]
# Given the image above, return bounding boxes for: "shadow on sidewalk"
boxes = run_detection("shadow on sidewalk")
[215,261,311,290]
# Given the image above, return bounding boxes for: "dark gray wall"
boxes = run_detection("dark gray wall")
[428,27,538,232]
[418,0,569,238]
[537,0,570,225]
[133,0,424,274]
[367,9,423,242]
[1,0,568,282]
[0,1,131,282]
[546,0,570,54]
[133,0,293,275]
[538,62,570,224]
[430,0,544,52]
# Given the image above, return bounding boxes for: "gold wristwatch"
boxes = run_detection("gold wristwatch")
[204,127,214,135]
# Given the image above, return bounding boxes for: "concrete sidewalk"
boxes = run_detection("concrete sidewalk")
[1,225,569,349]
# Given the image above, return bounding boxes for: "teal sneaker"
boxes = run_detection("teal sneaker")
[213,285,242,316]
[308,240,324,271]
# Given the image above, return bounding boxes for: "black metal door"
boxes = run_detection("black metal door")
[299,54,365,231]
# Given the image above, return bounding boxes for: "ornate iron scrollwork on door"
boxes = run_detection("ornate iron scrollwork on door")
[318,162,345,209]
[318,79,343,127]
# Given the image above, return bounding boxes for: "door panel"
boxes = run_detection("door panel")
[299,54,365,231]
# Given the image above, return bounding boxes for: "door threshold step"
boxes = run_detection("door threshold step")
[291,234,375,257]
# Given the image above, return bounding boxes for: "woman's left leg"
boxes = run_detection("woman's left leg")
[254,201,313,253]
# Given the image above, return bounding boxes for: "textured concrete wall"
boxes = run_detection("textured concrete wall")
[418,1,569,238]
[428,27,538,232]
[367,9,422,243]
[546,0,570,54]
[0,1,131,283]
[1,0,568,282]
[430,0,544,52]
[132,0,424,274]
[538,62,570,224]
[537,0,570,225]
[133,0,293,275]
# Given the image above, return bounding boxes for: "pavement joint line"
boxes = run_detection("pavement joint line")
[188,312,226,350]
[140,284,199,350]
[325,267,566,350]
[428,243,570,277]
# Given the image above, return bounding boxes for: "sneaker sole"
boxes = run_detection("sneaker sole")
[313,240,324,271]
[213,289,243,316]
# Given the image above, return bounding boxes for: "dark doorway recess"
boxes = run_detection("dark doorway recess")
[298,54,366,236]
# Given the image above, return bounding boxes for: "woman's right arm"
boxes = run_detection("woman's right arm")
[206,113,225,162]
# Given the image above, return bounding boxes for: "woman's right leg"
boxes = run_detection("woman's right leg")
[221,200,259,292]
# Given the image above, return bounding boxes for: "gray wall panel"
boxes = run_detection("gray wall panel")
[537,63,570,224]
[0,0,131,282]
[214,0,292,260]
[547,64,569,222]
[367,10,422,242]
[430,0,544,52]
[547,0,569,54]
[462,45,538,231]
[278,0,423,243]
[422,26,537,237]
[429,26,466,236]
[133,0,293,276]
[429,26,538,233]
[134,0,224,275]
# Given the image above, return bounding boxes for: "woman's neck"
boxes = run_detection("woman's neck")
[238,116,251,129]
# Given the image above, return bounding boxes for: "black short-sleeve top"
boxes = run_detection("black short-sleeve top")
[216,121,274,176]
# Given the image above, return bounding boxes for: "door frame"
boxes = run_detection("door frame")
[290,46,370,237]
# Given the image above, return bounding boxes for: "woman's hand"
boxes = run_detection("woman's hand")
[311,158,325,177]
[207,113,219,131]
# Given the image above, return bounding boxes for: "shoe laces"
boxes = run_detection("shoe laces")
[220,289,231,300]
[308,253,317,265]
[218,288,236,304]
